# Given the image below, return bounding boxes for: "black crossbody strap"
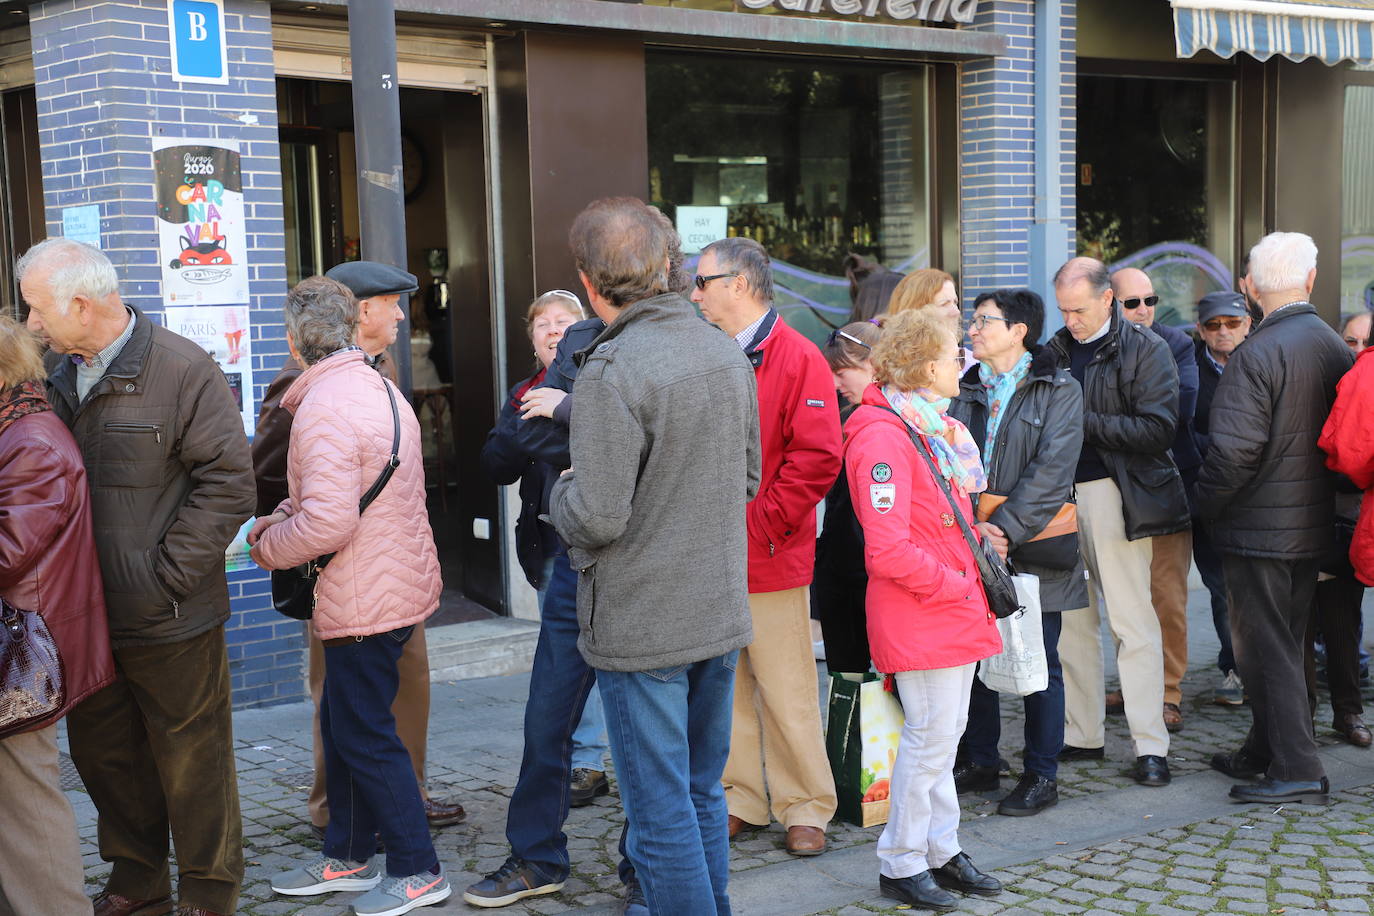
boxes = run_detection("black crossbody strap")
[876,405,986,560]
[359,379,401,514]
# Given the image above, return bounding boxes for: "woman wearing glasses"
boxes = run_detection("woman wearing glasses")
[843,308,1003,910]
[949,288,1087,818]
[814,321,882,672]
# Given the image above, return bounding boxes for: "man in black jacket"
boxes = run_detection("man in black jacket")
[1050,257,1189,789]
[1198,232,1353,804]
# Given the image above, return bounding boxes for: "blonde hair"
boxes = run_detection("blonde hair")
[886,268,955,317]
[871,309,956,392]
[0,315,45,388]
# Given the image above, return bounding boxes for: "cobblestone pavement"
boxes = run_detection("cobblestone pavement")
[64,589,1374,915]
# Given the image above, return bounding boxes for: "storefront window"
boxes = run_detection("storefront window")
[1342,85,1374,314]
[1077,74,1235,325]
[646,50,931,340]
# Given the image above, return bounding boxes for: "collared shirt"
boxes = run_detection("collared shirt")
[734,310,770,351]
[1264,299,1308,322]
[76,307,136,402]
[1204,347,1226,376]
[1081,314,1112,344]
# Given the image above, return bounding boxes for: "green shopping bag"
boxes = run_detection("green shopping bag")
[825,672,904,827]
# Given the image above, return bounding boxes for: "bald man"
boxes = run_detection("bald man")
[1108,268,1199,734]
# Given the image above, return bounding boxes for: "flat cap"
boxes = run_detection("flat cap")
[1197,291,1249,324]
[325,260,419,299]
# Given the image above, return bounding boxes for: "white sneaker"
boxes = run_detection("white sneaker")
[271,854,382,896]
[1213,670,1245,706]
[352,866,451,915]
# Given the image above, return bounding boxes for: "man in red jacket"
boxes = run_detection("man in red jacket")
[691,237,842,856]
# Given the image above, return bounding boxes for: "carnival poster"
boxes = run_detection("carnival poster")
[153,137,248,305]
[164,304,255,435]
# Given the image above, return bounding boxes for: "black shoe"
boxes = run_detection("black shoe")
[1057,744,1105,761]
[1229,776,1329,805]
[879,872,957,911]
[997,772,1058,817]
[932,852,1002,897]
[570,768,610,807]
[1133,755,1171,787]
[1210,748,1268,780]
[621,877,648,916]
[953,761,1001,793]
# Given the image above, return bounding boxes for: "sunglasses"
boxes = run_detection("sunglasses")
[1120,295,1160,310]
[693,272,737,291]
[826,328,872,350]
[1202,317,1246,332]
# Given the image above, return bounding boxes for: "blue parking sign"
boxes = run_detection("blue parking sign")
[168,0,228,85]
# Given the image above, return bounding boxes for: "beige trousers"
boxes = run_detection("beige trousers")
[0,725,89,916]
[1059,478,1170,758]
[307,620,431,826]
[1151,529,1193,706]
[723,587,837,829]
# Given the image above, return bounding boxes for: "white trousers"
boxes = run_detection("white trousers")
[876,663,974,879]
[1059,477,1170,758]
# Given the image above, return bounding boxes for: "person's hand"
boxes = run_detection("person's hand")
[247,511,287,547]
[560,467,573,477]
[520,387,567,419]
[976,521,1009,560]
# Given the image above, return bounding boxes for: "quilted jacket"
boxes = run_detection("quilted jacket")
[1320,346,1374,584]
[253,349,440,639]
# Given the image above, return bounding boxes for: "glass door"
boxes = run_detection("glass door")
[279,127,343,287]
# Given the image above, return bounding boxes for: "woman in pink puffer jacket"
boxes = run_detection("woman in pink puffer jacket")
[249,276,450,915]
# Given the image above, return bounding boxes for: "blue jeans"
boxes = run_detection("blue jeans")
[571,684,611,771]
[321,625,437,877]
[507,551,598,883]
[963,612,1064,779]
[599,652,738,916]
[1192,517,1236,674]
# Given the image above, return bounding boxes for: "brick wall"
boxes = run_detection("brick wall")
[30,0,301,706]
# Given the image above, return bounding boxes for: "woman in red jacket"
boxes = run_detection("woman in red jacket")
[844,309,1003,910]
[0,316,114,915]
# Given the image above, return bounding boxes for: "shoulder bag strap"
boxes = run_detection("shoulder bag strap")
[876,405,986,561]
[358,379,402,515]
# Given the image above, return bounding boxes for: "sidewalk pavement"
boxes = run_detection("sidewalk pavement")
[63,585,1374,915]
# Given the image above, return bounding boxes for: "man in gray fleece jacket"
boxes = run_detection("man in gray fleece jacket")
[551,197,760,915]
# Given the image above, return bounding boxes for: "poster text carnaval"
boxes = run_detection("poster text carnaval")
[154,138,248,305]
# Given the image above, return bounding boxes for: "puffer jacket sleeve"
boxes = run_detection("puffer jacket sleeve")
[1195,350,1273,519]
[1320,354,1374,489]
[845,416,968,603]
[254,400,366,571]
[480,383,532,487]
[0,437,70,589]
[152,361,256,599]
[1085,328,1179,455]
[988,378,1085,548]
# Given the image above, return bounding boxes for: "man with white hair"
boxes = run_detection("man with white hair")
[20,238,255,916]
[1197,231,1353,805]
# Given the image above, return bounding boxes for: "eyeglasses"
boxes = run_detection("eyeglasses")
[1202,317,1246,332]
[1120,295,1160,310]
[970,314,1015,330]
[826,328,872,350]
[693,273,737,291]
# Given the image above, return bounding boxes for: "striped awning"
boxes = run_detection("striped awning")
[1172,0,1374,65]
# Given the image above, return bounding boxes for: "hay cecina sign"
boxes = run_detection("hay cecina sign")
[739,0,979,23]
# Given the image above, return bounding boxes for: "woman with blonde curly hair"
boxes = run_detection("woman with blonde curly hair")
[842,308,1003,910]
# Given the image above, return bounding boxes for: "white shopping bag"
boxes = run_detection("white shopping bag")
[976,573,1047,697]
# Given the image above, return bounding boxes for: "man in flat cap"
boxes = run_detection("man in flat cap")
[253,261,465,839]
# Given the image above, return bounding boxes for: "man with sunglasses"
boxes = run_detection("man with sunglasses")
[1192,292,1252,708]
[1109,268,1200,736]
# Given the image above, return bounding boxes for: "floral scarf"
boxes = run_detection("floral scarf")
[882,384,987,497]
[978,351,1032,456]
[0,380,51,437]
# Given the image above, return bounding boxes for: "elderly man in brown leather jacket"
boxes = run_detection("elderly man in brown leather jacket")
[252,260,464,841]
[21,238,255,916]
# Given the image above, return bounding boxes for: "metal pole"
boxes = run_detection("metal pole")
[347,0,412,393]
[1028,0,1071,336]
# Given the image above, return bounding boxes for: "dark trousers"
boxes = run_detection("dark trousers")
[320,625,436,877]
[963,611,1064,779]
[67,625,243,914]
[1305,574,1367,721]
[1224,555,1324,782]
[1193,517,1235,674]
[813,572,870,674]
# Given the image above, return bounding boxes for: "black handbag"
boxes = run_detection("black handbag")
[0,597,65,738]
[883,408,1023,619]
[271,379,402,620]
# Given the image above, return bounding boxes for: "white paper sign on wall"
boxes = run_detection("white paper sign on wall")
[676,206,729,255]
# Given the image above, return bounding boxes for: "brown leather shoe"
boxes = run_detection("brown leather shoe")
[423,795,467,827]
[727,814,764,839]
[1105,690,1125,715]
[785,825,827,857]
[1163,702,1184,733]
[1335,713,1373,748]
[91,892,173,916]
[174,908,226,916]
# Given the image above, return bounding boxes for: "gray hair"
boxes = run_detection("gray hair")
[1053,256,1111,297]
[284,277,358,365]
[703,237,773,304]
[568,197,672,309]
[15,238,120,313]
[1249,231,1318,294]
